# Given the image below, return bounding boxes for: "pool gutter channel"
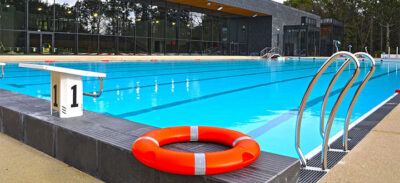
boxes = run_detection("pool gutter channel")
[0,89,300,183]
[299,93,400,183]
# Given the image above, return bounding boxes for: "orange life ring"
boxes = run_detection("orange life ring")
[132,126,260,175]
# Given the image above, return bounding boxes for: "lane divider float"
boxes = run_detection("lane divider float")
[132,126,260,175]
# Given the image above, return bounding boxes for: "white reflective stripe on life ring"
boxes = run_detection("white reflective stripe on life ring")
[190,126,199,141]
[194,153,206,175]
[232,136,253,147]
[134,136,159,147]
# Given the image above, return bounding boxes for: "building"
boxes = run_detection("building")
[0,0,321,56]
[320,18,344,56]
[283,16,320,56]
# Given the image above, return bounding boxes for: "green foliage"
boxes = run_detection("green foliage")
[285,0,400,54]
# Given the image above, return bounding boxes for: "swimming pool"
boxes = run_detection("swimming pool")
[0,58,398,158]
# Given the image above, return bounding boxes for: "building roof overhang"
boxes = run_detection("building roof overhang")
[167,0,269,17]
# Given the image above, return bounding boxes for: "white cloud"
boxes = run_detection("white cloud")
[272,0,285,3]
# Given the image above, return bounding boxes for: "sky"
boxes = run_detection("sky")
[273,0,285,3]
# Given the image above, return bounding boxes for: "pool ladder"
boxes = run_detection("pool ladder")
[295,51,376,170]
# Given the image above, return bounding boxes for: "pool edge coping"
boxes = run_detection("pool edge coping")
[0,88,300,183]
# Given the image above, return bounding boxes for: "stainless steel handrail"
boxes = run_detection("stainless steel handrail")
[260,47,283,58]
[0,65,4,79]
[320,52,375,139]
[83,77,104,97]
[343,52,375,151]
[295,51,360,167]
[321,55,360,170]
[320,58,352,138]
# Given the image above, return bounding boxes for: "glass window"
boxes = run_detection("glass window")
[203,15,212,41]
[78,0,100,34]
[203,42,213,55]
[29,0,54,31]
[165,39,177,55]
[152,38,164,55]
[78,34,98,54]
[55,0,78,33]
[119,1,135,36]
[118,36,135,54]
[238,23,247,43]
[99,35,116,54]
[190,11,203,40]
[0,0,26,30]
[178,39,189,55]
[239,43,248,55]
[0,30,26,55]
[150,3,165,39]
[135,2,149,38]
[136,37,148,54]
[55,33,75,55]
[191,41,202,55]
[99,0,115,35]
[179,9,191,40]
[212,17,226,42]
[166,7,178,40]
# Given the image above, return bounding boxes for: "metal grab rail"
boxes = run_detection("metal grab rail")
[295,52,360,167]
[343,53,375,151]
[321,54,360,170]
[320,52,376,140]
[320,58,352,138]
[0,64,4,79]
[83,77,104,97]
[260,47,282,58]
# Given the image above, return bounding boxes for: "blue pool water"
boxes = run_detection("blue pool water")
[0,58,399,158]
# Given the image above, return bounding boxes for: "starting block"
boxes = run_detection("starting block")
[19,63,106,118]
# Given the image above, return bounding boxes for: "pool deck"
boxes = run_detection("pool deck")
[0,55,260,62]
[0,88,300,183]
[319,99,400,183]
[0,132,102,182]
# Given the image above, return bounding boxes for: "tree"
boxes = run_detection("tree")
[284,0,400,54]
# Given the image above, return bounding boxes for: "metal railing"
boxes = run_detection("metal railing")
[320,52,375,146]
[0,64,4,79]
[295,51,360,169]
[83,77,104,97]
[260,47,282,59]
[342,53,375,151]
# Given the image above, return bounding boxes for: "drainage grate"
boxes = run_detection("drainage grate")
[306,151,347,169]
[299,169,326,183]
[330,128,370,150]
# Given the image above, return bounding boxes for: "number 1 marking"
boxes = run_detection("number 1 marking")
[71,85,78,108]
[53,84,58,107]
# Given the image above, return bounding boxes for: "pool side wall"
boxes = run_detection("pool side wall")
[0,56,260,62]
[0,89,300,183]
